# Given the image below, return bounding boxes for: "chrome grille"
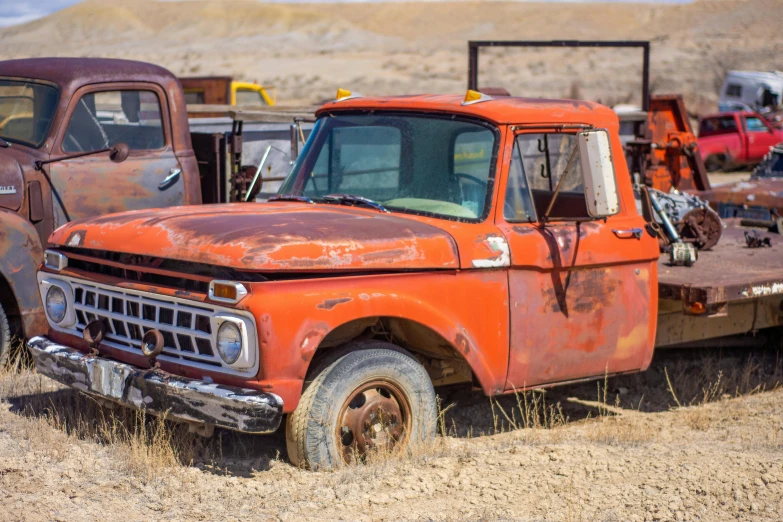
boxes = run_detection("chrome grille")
[44,275,258,376]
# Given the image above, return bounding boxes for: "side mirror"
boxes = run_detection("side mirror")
[109,142,130,163]
[578,129,619,217]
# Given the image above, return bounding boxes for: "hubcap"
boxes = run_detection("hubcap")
[336,379,411,462]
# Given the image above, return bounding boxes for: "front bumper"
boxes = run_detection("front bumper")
[28,336,283,434]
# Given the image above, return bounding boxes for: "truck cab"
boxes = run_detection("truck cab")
[698,111,783,171]
[28,91,659,469]
[0,57,201,363]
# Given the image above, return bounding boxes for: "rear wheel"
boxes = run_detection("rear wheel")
[286,341,437,470]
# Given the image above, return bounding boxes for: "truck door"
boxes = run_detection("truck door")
[496,130,659,389]
[743,115,778,161]
[48,84,186,227]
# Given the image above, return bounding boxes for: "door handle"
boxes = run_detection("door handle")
[159,167,182,190]
[612,228,643,239]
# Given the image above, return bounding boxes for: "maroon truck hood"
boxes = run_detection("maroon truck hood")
[695,178,783,212]
[49,203,459,272]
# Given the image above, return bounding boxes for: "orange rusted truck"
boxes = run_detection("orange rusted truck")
[27,90,783,469]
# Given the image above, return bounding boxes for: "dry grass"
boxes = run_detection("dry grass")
[1,345,781,483]
[0,355,213,484]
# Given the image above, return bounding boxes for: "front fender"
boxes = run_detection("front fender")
[244,270,510,409]
[0,211,47,338]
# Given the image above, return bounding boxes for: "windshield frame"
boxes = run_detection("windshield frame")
[0,76,60,149]
[278,110,501,224]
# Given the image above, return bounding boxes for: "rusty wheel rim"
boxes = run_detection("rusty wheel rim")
[336,379,412,463]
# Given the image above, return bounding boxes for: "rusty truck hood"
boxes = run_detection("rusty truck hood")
[49,203,460,271]
[696,178,783,211]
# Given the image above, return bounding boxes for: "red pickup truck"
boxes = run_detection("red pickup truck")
[698,111,783,172]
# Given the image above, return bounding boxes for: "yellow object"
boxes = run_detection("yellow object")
[335,88,362,102]
[212,283,238,301]
[462,90,493,106]
[230,81,276,106]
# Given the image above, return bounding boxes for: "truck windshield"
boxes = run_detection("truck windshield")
[279,113,498,221]
[0,79,59,148]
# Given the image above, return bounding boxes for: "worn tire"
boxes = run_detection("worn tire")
[0,302,11,367]
[704,155,725,173]
[286,341,437,470]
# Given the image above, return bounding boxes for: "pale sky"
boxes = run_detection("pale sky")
[0,0,693,27]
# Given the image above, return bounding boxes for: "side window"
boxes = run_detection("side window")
[504,133,588,221]
[699,116,737,136]
[725,84,742,98]
[453,129,494,217]
[235,89,267,107]
[504,139,535,222]
[62,90,164,153]
[184,90,205,104]
[745,116,767,132]
[304,125,401,201]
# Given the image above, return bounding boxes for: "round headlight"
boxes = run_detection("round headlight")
[217,321,242,365]
[45,285,67,324]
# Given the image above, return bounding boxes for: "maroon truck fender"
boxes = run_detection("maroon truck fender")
[0,210,47,339]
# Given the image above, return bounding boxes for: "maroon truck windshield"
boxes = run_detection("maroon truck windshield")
[0,78,59,148]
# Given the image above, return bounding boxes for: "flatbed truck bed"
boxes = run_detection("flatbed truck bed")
[656,223,783,347]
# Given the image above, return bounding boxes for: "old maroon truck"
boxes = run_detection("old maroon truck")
[27,91,783,470]
[0,57,202,364]
[698,111,783,172]
[0,57,304,364]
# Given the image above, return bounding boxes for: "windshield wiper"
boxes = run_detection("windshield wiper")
[268,194,314,204]
[0,138,9,148]
[322,194,388,213]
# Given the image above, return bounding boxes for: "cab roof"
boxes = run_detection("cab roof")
[0,57,179,94]
[317,94,618,126]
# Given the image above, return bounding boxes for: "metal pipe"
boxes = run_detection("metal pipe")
[649,191,680,242]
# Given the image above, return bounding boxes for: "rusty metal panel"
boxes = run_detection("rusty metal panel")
[179,77,231,105]
[48,204,461,272]
[48,152,185,227]
[656,295,783,347]
[506,262,657,387]
[657,224,783,307]
[697,178,783,218]
[0,155,23,211]
[499,220,658,389]
[0,210,47,338]
[643,95,711,192]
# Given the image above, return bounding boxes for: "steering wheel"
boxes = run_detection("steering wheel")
[454,172,488,190]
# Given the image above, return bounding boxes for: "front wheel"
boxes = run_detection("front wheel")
[286,341,437,470]
[0,301,12,367]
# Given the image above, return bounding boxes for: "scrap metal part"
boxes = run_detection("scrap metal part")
[669,242,697,267]
[645,188,723,250]
[744,230,772,248]
[28,336,283,434]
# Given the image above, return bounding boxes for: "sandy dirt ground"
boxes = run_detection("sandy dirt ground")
[1,345,782,522]
[0,0,782,112]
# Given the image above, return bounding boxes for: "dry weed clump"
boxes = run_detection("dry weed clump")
[659,349,783,432]
[664,350,783,408]
[0,358,216,483]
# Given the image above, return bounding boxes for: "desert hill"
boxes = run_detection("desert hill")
[0,0,781,110]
